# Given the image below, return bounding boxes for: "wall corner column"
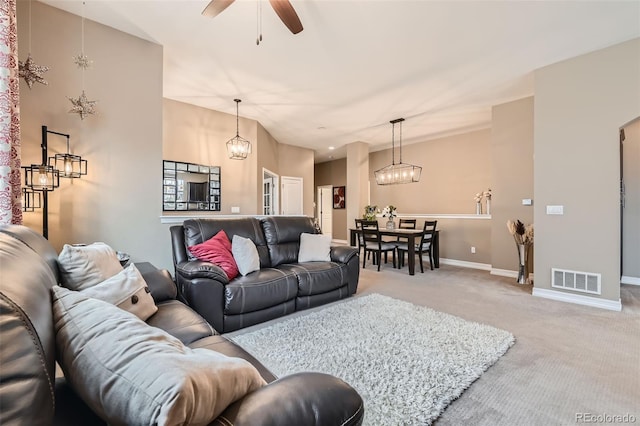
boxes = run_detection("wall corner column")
[346,142,370,240]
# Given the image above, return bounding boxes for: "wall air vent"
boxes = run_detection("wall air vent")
[551,268,601,295]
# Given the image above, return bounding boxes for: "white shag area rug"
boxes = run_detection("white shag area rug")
[231,293,515,425]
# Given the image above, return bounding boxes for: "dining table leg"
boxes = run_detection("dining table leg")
[407,234,416,275]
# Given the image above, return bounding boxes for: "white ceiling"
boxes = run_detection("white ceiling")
[43,0,640,162]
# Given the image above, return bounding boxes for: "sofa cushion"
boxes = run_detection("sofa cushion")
[146,299,215,345]
[79,264,157,321]
[298,232,331,262]
[189,335,276,383]
[232,235,261,276]
[278,262,348,296]
[188,230,239,280]
[57,242,123,290]
[224,268,298,315]
[261,216,316,266]
[52,286,266,425]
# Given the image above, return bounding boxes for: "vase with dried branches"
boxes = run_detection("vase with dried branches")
[507,219,534,284]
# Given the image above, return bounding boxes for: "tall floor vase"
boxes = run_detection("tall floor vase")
[516,243,532,284]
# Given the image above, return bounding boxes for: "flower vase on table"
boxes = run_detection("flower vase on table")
[381,205,397,230]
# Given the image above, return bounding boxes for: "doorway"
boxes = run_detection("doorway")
[263,168,279,215]
[281,176,303,215]
[317,185,333,237]
[621,117,640,286]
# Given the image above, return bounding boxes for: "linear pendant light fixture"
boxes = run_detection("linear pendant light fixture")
[374,118,422,185]
[226,99,251,160]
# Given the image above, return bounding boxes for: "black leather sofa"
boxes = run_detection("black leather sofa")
[170,216,360,333]
[0,224,364,426]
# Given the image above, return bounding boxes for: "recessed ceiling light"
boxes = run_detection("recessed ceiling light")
[328,146,335,150]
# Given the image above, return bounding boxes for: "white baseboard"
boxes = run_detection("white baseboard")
[439,258,491,271]
[491,269,534,282]
[532,287,622,312]
[621,276,640,286]
[491,268,518,278]
[331,239,349,246]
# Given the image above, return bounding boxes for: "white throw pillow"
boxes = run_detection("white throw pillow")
[298,232,332,262]
[80,264,158,321]
[52,286,266,425]
[232,235,261,276]
[58,242,123,290]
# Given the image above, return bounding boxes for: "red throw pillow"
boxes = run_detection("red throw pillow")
[188,230,239,280]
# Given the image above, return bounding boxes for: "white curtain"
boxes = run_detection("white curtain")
[0,0,23,224]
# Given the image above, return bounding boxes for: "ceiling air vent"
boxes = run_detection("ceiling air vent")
[552,268,601,295]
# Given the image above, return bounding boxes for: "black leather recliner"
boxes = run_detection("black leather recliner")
[0,224,364,426]
[170,216,360,333]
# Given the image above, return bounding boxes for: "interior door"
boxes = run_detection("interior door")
[621,118,640,285]
[318,186,333,237]
[263,168,279,215]
[281,176,303,215]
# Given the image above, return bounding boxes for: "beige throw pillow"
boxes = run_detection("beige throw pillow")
[58,242,123,290]
[52,286,266,426]
[298,232,332,262]
[232,235,261,276]
[80,264,157,321]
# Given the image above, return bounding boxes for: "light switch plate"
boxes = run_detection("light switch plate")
[522,199,533,206]
[546,205,564,215]
[231,206,240,214]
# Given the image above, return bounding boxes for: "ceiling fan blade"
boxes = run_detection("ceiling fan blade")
[268,0,303,34]
[202,0,236,18]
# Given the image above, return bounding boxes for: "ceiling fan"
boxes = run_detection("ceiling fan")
[202,0,303,35]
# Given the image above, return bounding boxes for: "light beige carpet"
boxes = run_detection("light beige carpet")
[229,264,640,426]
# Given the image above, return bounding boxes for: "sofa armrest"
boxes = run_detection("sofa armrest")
[214,372,364,426]
[135,262,177,303]
[330,245,358,264]
[176,260,229,284]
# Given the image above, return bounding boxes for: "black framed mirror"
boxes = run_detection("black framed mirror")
[163,160,221,211]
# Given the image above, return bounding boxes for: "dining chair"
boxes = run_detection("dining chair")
[398,218,417,230]
[396,220,437,272]
[394,218,417,243]
[357,219,397,271]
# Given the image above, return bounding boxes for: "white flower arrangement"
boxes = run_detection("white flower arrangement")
[381,205,397,219]
[474,192,483,203]
[483,188,492,200]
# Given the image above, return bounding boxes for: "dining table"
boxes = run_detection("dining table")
[349,228,440,275]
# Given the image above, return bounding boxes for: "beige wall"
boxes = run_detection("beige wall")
[491,97,534,272]
[369,129,491,214]
[18,2,167,267]
[277,143,315,217]
[315,159,347,240]
[622,119,640,279]
[534,38,640,302]
[163,98,259,216]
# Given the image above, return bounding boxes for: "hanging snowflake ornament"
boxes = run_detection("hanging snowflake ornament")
[68,90,97,120]
[73,53,92,69]
[18,53,49,89]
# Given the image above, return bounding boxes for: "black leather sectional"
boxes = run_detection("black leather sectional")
[0,224,364,425]
[170,216,360,333]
